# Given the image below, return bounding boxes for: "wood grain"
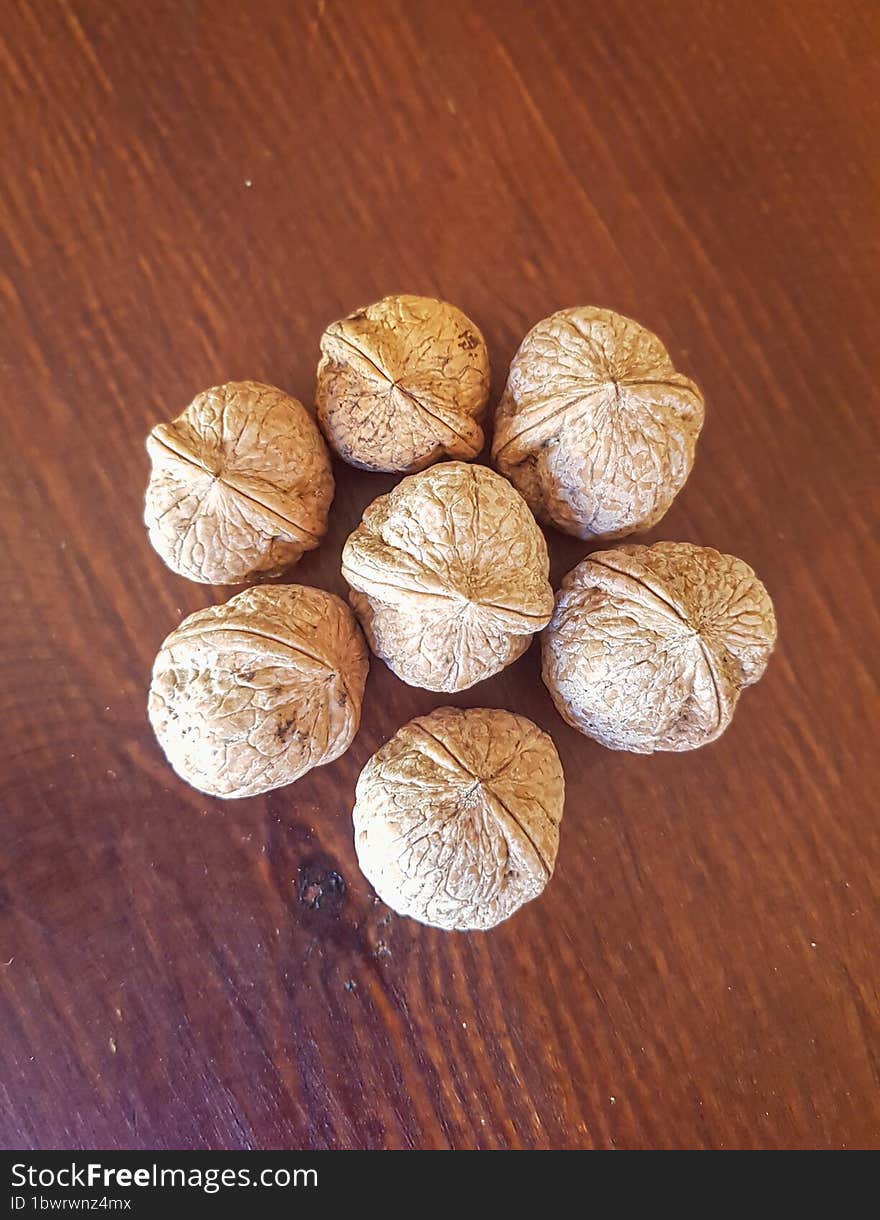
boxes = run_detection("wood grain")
[1,0,878,1150]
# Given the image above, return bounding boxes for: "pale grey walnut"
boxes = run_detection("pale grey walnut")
[542,542,777,753]
[492,306,705,540]
[148,584,368,798]
[145,381,333,584]
[353,707,564,931]
[342,462,554,692]
[316,294,490,473]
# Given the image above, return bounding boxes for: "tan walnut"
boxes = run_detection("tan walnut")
[145,381,333,584]
[148,584,368,798]
[353,707,564,931]
[492,306,704,540]
[316,294,490,472]
[342,462,554,692]
[542,542,776,753]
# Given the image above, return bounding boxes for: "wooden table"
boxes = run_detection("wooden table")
[1,0,877,1151]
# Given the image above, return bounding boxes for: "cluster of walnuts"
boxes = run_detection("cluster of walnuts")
[144,295,777,932]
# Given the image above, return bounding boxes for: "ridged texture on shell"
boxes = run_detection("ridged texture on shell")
[353,707,564,930]
[492,307,704,540]
[148,585,368,797]
[542,542,776,752]
[316,294,489,473]
[342,463,553,692]
[145,381,333,584]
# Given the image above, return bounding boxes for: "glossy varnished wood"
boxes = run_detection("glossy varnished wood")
[1,0,878,1150]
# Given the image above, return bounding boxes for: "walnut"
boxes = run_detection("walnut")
[341,462,553,692]
[542,542,776,753]
[353,707,564,930]
[148,584,368,798]
[492,306,704,540]
[315,294,490,472]
[145,381,333,584]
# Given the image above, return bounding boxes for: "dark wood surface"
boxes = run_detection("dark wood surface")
[1,0,877,1151]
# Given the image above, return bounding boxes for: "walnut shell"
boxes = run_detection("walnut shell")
[316,294,490,473]
[148,584,368,798]
[342,462,554,692]
[492,307,704,540]
[145,381,333,584]
[542,542,777,753]
[353,707,564,930]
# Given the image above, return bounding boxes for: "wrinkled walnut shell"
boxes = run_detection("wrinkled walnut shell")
[492,306,704,540]
[342,462,554,692]
[148,584,368,798]
[316,294,490,473]
[353,707,564,930]
[542,542,776,753]
[145,381,333,584]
